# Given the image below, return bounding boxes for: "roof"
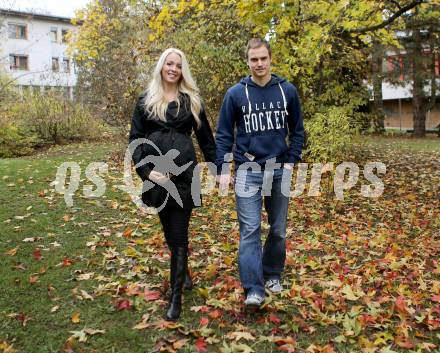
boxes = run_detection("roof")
[0,8,76,24]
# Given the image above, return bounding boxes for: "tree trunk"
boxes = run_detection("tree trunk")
[372,39,385,132]
[411,15,426,137]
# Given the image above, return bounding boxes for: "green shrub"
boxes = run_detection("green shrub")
[0,114,41,158]
[1,86,109,157]
[0,75,39,157]
[13,92,105,144]
[304,106,358,163]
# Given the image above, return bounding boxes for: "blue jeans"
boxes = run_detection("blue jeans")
[234,166,290,297]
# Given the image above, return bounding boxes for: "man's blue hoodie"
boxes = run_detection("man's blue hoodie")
[215,74,304,174]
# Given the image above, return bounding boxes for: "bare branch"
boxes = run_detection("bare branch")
[345,0,424,34]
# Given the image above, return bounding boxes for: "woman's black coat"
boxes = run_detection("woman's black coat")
[129,93,216,210]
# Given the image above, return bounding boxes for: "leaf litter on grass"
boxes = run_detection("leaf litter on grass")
[69,142,439,352]
[2,141,438,352]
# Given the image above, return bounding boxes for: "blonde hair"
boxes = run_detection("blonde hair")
[143,48,202,128]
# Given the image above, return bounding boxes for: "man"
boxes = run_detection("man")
[215,38,304,307]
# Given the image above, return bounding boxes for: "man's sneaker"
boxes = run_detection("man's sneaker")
[265,279,283,293]
[244,292,265,307]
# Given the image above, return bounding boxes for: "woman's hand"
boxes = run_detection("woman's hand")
[149,170,170,185]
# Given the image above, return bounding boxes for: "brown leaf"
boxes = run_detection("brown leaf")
[62,337,76,353]
[226,331,256,342]
[173,338,189,350]
[14,263,26,271]
[278,344,296,353]
[83,328,105,336]
[29,275,39,284]
[274,337,296,346]
[123,227,133,238]
[395,336,415,349]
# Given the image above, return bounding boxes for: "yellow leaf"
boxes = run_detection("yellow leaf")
[224,256,234,266]
[197,287,209,299]
[132,322,150,330]
[6,247,18,256]
[204,264,218,279]
[124,247,139,258]
[341,284,359,301]
[230,343,255,353]
[0,341,15,353]
[71,312,81,323]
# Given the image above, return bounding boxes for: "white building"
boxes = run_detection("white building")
[0,9,78,99]
[380,50,440,130]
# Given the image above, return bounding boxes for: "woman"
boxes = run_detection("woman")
[129,48,216,321]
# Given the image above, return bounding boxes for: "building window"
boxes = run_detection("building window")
[9,54,29,70]
[52,57,59,72]
[50,27,58,42]
[62,58,70,73]
[61,29,69,44]
[8,23,27,39]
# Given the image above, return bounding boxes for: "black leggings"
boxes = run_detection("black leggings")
[158,207,192,248]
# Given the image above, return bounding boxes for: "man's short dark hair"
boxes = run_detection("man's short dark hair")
[245,38,271,59]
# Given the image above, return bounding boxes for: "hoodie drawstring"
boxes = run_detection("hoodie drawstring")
[244,80,289,116]
[278,82,289,116]
[245,83,252,116]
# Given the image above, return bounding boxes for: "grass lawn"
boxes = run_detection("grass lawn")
[0,136,439,353]
[360,135,440,153]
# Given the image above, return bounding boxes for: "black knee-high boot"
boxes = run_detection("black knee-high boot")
[165,246,187,321]
[184,268,193,291]
[184,250,193,291]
